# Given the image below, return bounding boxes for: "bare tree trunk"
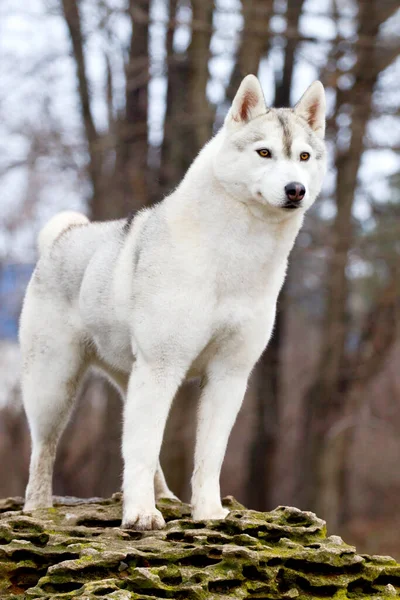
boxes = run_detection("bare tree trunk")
[227,0,273,102]
[187,0,214,148]
[337,278,399,525]
[60,0,101,204]
[114,0,150,214]
[160,0,214,194]
[0,408,29,497]
[316,278,398,528]
[95,386,124,497]
[274,0,304,107]
[158,0,179,194]
[246,319,281,510]
[298,96,372,519]
[297,0,398,524]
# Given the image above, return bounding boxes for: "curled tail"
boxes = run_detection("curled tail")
[38,211,89,256]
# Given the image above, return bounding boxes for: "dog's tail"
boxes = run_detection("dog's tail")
[38,211,90,256]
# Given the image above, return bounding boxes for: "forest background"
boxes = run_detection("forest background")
[1,0,399,558]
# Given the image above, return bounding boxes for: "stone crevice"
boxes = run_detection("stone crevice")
[0,494,398,599]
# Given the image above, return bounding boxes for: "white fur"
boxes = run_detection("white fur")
[37,211,89,255]
[294,80,326,138]
[19,76,326,529]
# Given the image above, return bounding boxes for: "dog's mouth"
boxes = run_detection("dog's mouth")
[254,191,303,212]
[283,201,302,210]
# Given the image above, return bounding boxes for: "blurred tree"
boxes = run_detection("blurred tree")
[297,0,399,528]
[115,0,150,212]
[0,0,399,559]
[161,0,214,195]
[227,0,273,99]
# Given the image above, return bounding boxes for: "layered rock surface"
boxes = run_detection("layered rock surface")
[0,494,398,599]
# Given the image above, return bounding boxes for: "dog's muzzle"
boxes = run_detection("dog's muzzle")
[283,182,306,209]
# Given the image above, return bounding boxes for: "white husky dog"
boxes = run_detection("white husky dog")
[20,75,326,530]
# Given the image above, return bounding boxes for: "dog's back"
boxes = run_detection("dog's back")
[32,215,125,302]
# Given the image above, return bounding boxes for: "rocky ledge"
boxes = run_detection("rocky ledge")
[0,494,399,599]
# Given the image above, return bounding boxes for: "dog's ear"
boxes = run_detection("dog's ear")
[294,81,326,138]
[226,75,267,126]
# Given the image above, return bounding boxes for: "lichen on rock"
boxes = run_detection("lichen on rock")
[0,494,398,599]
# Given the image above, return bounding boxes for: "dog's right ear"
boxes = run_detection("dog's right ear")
[225,75,267,127]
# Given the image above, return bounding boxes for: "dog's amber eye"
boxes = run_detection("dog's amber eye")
[257,149,271,158]
[300,152,310,161]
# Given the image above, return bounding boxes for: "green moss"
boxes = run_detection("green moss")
[0,495,399,599]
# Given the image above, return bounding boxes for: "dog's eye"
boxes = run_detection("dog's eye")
[256,149,271,158]
[300,152,310,161]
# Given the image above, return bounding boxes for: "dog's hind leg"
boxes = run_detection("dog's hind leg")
[21,298,88,511]
[154,462,178,501]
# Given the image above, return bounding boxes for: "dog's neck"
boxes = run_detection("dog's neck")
[170,137,304,260]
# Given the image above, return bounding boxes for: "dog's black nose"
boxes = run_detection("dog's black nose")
[284,182,306,208]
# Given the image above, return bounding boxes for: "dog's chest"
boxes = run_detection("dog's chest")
[213,233,287,303]
[209,232,289,336]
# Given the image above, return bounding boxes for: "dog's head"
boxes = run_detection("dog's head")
[212,75,327,217]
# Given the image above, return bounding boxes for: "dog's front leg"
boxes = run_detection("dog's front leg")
[191,369,249,520]
[122,359,182,530]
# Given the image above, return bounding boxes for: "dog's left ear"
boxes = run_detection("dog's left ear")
[226,75,267,127]
[294,81,326,138]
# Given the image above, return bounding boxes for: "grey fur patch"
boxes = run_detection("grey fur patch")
[50,222,88,254]
[123,210,136,234]
[277,113,292,158]
[132,213,152,272]
[233,131,267,152]
[133,244,142,272]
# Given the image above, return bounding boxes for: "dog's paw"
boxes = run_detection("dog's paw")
[122,508,165,530]
[192,505,230,521]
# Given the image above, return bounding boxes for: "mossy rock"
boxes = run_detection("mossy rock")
[0,494,398,599]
